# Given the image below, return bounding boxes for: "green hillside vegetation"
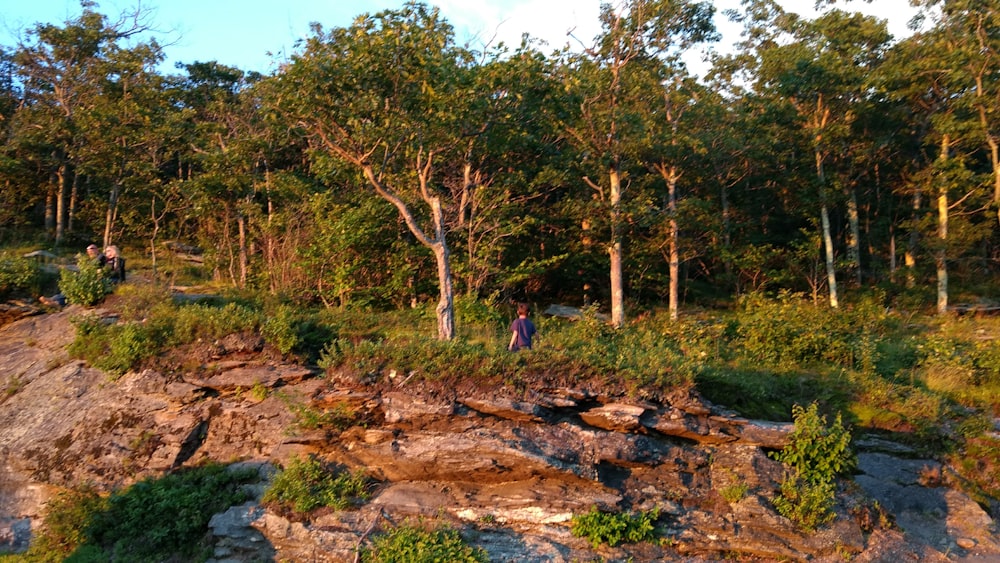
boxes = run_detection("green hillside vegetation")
[2,0,1000,555]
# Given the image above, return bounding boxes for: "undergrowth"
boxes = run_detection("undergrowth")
[7,463,259,562]
[55,285,1000,506]
[360,522,488,563]
[261,454,371,515]
[569,505,660,548]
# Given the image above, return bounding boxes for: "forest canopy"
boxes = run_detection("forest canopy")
[1,0,998,335]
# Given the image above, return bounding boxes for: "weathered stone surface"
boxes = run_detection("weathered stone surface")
[381,390,454,423]
[183,364,316,393]
[580,402,646,432]
[1,309,998,562]
[855,452,1000,558]
[461,396,551,422]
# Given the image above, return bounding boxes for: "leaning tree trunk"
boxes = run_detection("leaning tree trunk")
[362,162,456,341]
[816,149,839,309]
[104,183,120,250]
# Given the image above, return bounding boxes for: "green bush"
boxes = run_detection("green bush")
[68,318,161,378]
[9,486,106,562]
[262,304,300,355]
[769,403,854,531]
[361,524,487,563]
[262,455,370,514]
[58,256,109,307]
[733,291,891,373]
[0,254,40,299]
[13,464,258,562]
[569,505,659,549]
[771,477,836,532]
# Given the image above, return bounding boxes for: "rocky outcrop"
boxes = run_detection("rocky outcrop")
[1,307,998,561]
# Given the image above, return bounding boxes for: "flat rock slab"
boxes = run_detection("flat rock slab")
[854,452,1000,558]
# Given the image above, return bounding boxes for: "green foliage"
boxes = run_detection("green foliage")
[771,477,837,532]
[769,403,854,531]
[733,291,892,373]
[0,253,40,298]
[720,480,749,503]
[262,304,300,355]
[283,396,361,431]
[361,524,488,563]
[14,464,258,562]
[158,301,260,346]
[58,256,109,307]
[67,317,160,378]
[262,455,370,514]
[11,487,106,562]
[569,505,659,549]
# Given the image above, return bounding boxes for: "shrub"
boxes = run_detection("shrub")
[262,455,370,514]
[58,256,110,307]
[68,318,160,378]
[772,477,837,532]
[361,524,487,563]
[15,464,258,562]
[769,403,854,531]
[570,505,659,549]
[262,304,300,355]
[720,480,749,503]
[0,254,40,299]
[85,463,259,560]
[11,486,106,562]
[733,291,891,373]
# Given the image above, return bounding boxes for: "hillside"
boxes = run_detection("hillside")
[1,302,998,561]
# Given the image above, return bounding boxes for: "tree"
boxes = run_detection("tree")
[10,2,156,244]
[740,2,892,307]
[559,0,716,327]
[276,2,486,340]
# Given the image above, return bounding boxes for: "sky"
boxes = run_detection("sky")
[1,0,924,78]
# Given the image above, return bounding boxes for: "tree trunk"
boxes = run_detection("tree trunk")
[55,163,67,245]
[816,149,838,308]
[44,183,55,234]
[936,134,949,315]
[655,162,680,321]
[905,189,921,288]
[609,165,625,328]
[238,211,248,289]
[150,195,159,282]
[361,162,456,340]
[974,74,1000,228]
[846,188,861,286]
[68,171,78,234]
[433,240,455,341]
[104,183,120,250]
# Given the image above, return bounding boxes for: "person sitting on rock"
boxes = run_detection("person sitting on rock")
[104,245,125,284]
[39,243,107,308]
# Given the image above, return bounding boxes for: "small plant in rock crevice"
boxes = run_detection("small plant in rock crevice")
[360,523,487,563]
[769,402,854,531]
[569,505,660,549]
